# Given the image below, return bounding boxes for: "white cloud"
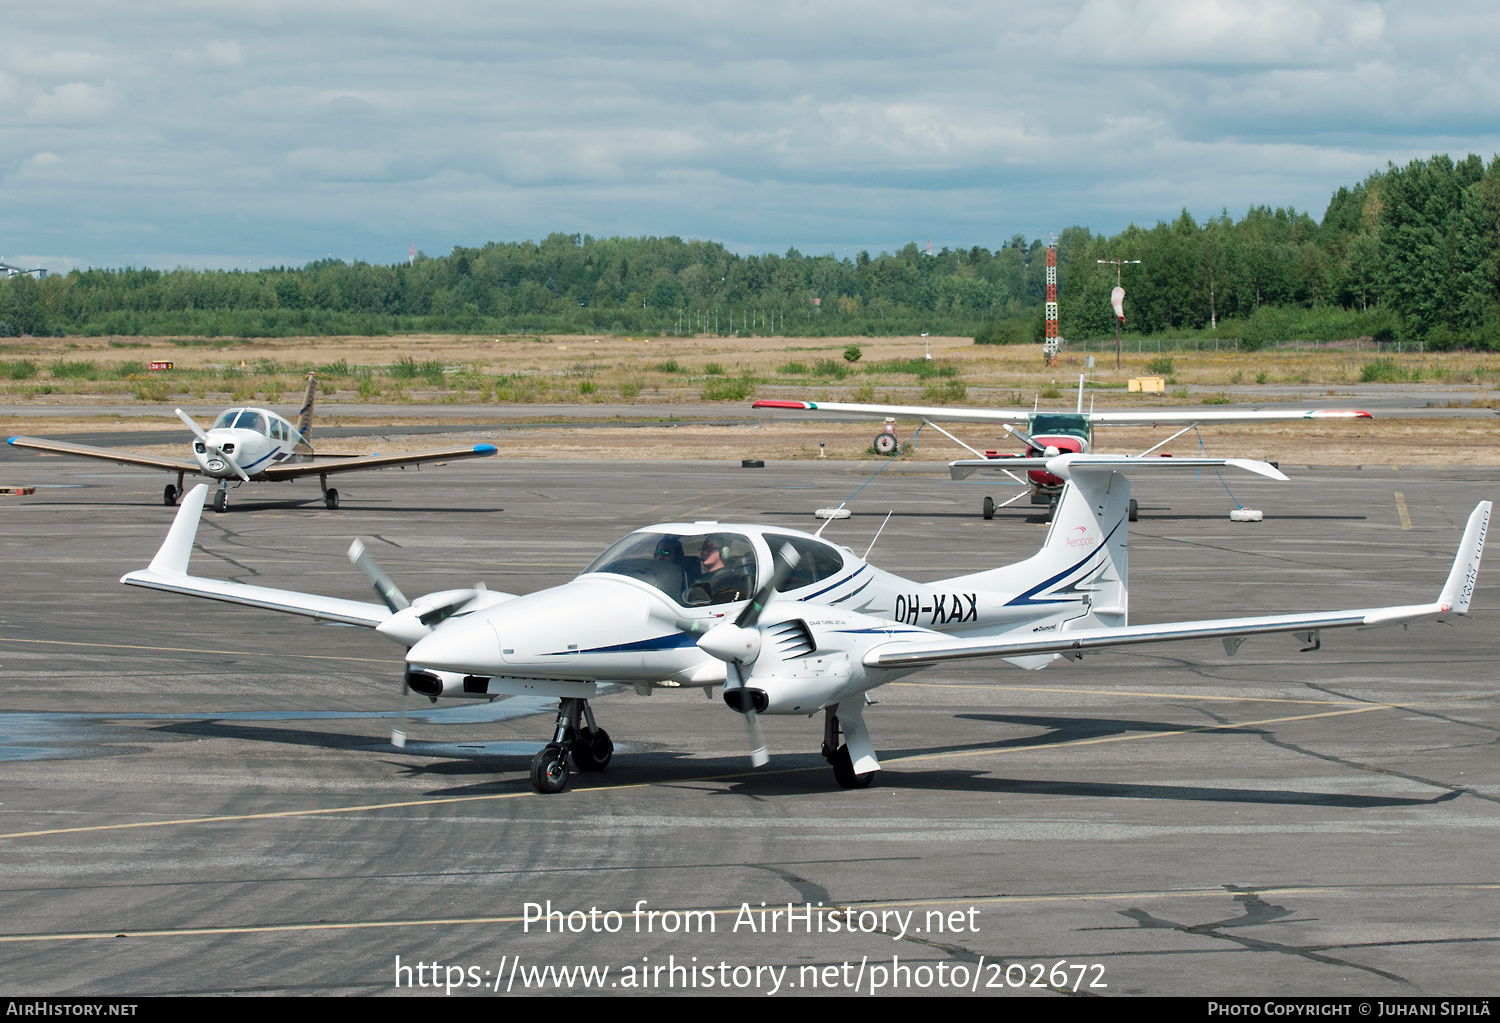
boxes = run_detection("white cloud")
[25,81,115,122]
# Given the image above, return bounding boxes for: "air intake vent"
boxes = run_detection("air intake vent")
[769,619,816,659]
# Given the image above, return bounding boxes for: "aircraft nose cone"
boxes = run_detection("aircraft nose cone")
[407,618,501,675]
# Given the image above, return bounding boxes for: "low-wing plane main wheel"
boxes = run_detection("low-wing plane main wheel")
[212,489,228,513]
[164,484,179,506]
[572,727,613,772]
[873,433,898,456]
[530,745,571,794]
[324,488,340,510]
[982,496,995,520]
[831,744,876,789]
[1128,498,1139,522]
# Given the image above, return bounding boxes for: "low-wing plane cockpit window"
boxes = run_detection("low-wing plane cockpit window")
[212,410,242,430]
[584,531,759,606]
[234,410,268,435]
[772,535,846,592]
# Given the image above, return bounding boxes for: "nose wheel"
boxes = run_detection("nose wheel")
[529,697,611,793]
[212,487,229,513]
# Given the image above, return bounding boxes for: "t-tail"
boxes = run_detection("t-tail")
[297,372,317,440]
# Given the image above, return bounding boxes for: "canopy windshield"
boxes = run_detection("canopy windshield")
[584,530,758,607]
[212,409,243,430]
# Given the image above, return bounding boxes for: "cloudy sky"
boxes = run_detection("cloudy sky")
[3,1,1497,271]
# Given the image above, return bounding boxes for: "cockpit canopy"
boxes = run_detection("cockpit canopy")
[584,531,759,607]
[210,408,269,435]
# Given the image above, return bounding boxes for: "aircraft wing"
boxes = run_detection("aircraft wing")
[259,443,498,480]
[121,484,391,627]
[1087,409,1371,426]
[865,501,1489,668]
[949,453,1290,481]
[7,435,200,474]
[753,400,1029,425]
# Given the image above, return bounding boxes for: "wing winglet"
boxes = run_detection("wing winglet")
[146,484,208,575]
[1438,501,1490,614]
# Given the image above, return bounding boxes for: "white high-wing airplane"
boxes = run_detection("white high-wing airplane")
[755,377,1372,520]
[122,457,1488,794]
[8,373,498,512]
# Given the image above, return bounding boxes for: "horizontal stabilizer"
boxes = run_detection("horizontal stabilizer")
[951,453,1288,482]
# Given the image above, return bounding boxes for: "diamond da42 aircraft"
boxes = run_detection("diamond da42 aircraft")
[755,376,1371,520]
[8,373,497,512]
[123,455,1488,793]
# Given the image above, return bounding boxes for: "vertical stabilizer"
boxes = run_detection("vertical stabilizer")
[297,372,317,439]
[945,470,1130,631]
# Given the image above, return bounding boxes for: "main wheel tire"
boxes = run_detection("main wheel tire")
[831,744,876,789]
[324,488,340,510]
[530,745,571,793]
[572,728,613,772]
[873,433,898,456]
[212,490,228,513]
[982,496,995,520]
[1128,498,1139,522]
[164,484,179,506]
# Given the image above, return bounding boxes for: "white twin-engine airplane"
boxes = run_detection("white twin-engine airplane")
[7,373,497,512]
[122,455,1489,794]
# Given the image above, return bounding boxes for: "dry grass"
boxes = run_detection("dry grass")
[4,333,1499,409]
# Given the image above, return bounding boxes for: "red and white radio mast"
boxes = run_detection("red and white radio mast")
[1043,235,1060,365]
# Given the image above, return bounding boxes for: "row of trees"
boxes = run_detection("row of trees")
[1,153,1496,346]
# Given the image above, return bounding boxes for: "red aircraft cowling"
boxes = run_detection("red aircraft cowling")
[1027,436,1085,487]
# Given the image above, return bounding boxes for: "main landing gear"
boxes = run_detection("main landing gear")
[529,697,613,793]
[821,705,877,789]
[164,473,187,507]
[319,474,339,510]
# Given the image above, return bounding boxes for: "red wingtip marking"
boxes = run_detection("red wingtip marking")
[752,401,809,409]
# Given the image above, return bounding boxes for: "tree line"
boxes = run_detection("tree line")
[1,152,1495,348]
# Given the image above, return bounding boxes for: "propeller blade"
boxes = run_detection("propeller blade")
[348,539,411,612]
[220,448,250,482]
[175,408,210,442]
[392,674,408,748]
[725,662,768,766]
[735,543,800,628]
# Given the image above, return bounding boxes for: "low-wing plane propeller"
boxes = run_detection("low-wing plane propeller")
[8,372,498,511]
[754,375,1373,520]
[122,457,1488,794]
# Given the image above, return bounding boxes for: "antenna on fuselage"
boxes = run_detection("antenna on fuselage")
[863,511,894,560]
[1077,374,1085,414]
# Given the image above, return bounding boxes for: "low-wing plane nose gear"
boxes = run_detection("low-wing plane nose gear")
[531,696,612,793]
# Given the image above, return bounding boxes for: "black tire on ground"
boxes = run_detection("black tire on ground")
[873,433,898,456]
[741,459,765,468]
[325,488,340,510]
[164,484,179,506]
[530,745,571,793]
[831,744,876,789]
[572,728,613,772]
[982,496,995,520]
[212,490,228,513]
[1128,498,1138,522]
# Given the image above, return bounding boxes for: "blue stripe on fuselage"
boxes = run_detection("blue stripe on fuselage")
[1005,516,1125,607]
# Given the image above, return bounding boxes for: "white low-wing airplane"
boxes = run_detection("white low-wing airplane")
[122,457,1488,794]
[755,377,1371,520]
[8,373,498,512]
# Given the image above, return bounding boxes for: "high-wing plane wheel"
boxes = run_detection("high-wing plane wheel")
[831,745,876,789]
[164,484,179,506]
[530,745,571,793]
[1128,498,1139,522]
[982,496,995,519]
[873,433,898,456]
[324,488,340,510]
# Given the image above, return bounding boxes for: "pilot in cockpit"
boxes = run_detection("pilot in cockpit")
[693,535,751,603]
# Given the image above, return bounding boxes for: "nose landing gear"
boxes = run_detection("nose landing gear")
[212,483,229,513]
[529,697,612,793]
